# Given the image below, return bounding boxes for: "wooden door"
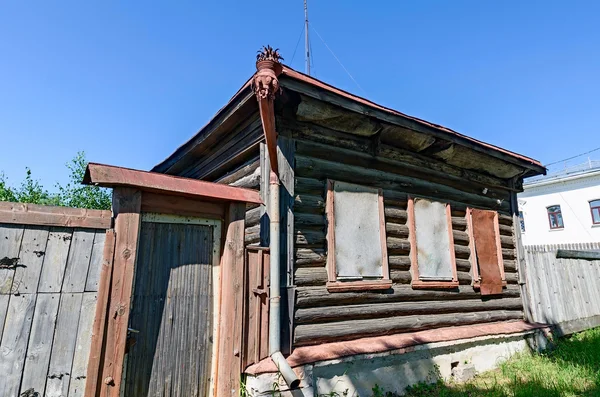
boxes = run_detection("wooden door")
[124,214,221,397]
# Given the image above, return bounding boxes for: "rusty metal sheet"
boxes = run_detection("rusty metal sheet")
[472,209,503,295]
[414,198,453,281]
[333,181,383,279]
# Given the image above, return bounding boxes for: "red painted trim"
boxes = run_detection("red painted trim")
[0,201,111,229]
[84,163,262,204]
[245,320,551,374]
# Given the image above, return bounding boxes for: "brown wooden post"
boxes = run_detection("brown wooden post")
[216,202,246,396]
[84,229,116,396]
[99,187,141,397]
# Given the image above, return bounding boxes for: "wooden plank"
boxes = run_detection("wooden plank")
[0,224,25,294]
[62,229,96,293]
[12,226,49,295]
[99,188,141,397]
[0,202,111,229]
[140,191,226,219]
[84,230,107,292]
[37,227,73,293]
[45,293,84,397]
[84,162,262,204]
[20,293,60,396]
[216,202,245,397]
[556,249,600,261]
[294,309,523,345]
[0,294,9,341]
[259,143,270,246]
[68,292,97,397]
[85,229,115,396]
[0,293,36,396]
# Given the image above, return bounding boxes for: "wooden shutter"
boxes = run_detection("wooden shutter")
[470,209,504,295]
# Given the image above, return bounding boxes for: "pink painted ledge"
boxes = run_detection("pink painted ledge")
[246,320,550,375]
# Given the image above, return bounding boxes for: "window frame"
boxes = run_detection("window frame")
[590,199,600,225]
[407,196,459,289]
[546,205,564,230]
[325,179,391,292]
[465,208,506,289]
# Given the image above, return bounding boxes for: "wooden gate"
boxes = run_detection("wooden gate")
[124,214,221,396]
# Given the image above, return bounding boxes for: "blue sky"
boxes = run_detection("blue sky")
[1,1,599,190]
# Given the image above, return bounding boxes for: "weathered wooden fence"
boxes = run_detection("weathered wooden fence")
[0,202,110,397]
[524,242,600,335]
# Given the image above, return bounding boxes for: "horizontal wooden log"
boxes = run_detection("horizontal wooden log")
[451,209,467,217]
[500,235,515,249]
[388,255,411,270]
[505,272,518,285]
[498,213,513,226]
[295,177,325,195]
[383,197,408,207]
[216,158,260,185]
[502,248,516,260]
[453,230,470,246]
[245,206,261,227]
[294,139,512,204]
[387,237,410,255]
[455,244,471,259]
[504,260,517,272]
[295,155,511,213]
[385,223,409,238]
[295,267,327,286]
[452,216,467,231]
[295,248,326,267]
[295,297,524,324]
[245,232,260,245]
[456,258,472,272]
[294,194,325,213]
[294,310,524,345]
[295,229,326,246]
[295,212,325,226]
[499,224,514,236]
[296,284,521,308]
[0,202,111,229]
[384,206,407,223]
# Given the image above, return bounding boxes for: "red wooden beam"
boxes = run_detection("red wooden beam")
[84,163,262,205]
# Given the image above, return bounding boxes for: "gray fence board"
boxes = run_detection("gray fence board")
[62,229,95,293]
[13,226,50,294]
[38,227,73,293]
[0,224,25,294]
[524,243,600,334]
[85,231,106,292]
[21,293,60,395]
[0,293,36,396]
[67,292,97,397]
[45,292,83,397]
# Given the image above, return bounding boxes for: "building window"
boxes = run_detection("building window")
[547,205,564,229]
[466,208,506,295]
[407,197,458,289]
[590,200,600,225]
[325,180,390,292]
[519,211,525,233]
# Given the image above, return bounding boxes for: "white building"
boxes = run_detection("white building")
[518,161,600,245]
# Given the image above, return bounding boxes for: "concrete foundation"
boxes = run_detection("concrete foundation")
[244,329,549,397]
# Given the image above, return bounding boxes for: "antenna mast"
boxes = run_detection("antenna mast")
[304,0,310,75]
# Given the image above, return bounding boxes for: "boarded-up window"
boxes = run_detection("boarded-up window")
[467,208,505,295]
[326,180,390,292]
[408,197,458,289]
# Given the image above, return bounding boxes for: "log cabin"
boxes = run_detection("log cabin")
[152,48,548,396]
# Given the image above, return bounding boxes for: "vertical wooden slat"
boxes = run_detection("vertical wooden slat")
[62,229,96,293]
[37,227,73,293]
[85,230,107,292]
[68,292,98,397]
[20,293,60,395]
[84,229,115,397]
[0,224,25,294]
[0,294,9,341]
[0,293,36,396]
[216,202,246,397]
[45,292,84,397]
[99,187,141,397]
[12,226,50,294]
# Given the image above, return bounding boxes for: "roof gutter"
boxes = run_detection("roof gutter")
[253,48,300,390]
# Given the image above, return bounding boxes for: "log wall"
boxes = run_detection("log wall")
[285,118,522,346]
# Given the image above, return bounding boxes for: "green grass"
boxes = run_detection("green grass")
[401,327,600,397]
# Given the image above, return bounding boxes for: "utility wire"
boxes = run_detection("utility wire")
[545,146,600,167]
[310,24,367,97]
[290,24,305,67]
